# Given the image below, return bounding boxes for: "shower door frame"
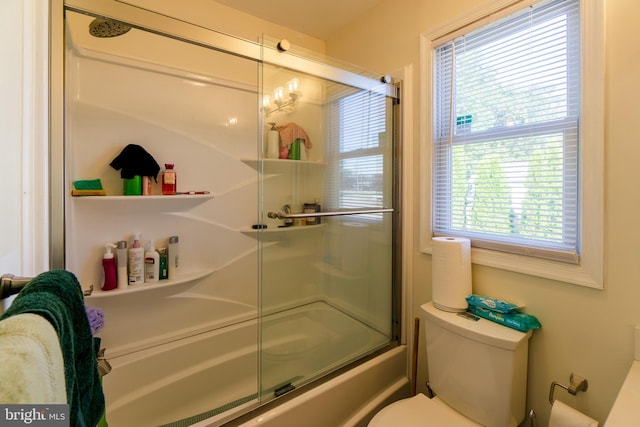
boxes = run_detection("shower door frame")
[51,0,404,422]
[53,0,399,260]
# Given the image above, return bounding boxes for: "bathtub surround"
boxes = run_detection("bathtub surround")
[61,3,400,425]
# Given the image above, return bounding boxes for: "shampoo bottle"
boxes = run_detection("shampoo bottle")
[116,240,128,290]
[102,243,117,291]
[128,233,144,285]
[168,235,179,280]
[144,242,160,283]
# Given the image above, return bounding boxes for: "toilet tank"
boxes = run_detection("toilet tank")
[421,302,532,427]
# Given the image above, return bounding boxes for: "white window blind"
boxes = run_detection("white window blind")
[433,0,580,263]
[326,89,389,221]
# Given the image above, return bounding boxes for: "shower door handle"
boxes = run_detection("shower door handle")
[267,207,394,220]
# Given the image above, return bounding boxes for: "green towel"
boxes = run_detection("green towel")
[0,270,105,427]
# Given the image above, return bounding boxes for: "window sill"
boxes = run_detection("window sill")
[421,242,602,289]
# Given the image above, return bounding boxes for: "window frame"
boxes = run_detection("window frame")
[420,0,604,288]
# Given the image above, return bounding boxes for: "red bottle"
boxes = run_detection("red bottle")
[102,244,117,291]
[162,163,177,195]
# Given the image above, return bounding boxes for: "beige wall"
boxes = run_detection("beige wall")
[325,0,640,424]
[120,0,326,53]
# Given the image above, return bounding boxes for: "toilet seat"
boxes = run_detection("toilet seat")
[368,393,481,427]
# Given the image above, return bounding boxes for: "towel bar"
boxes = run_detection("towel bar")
[267,207,394,219]
[0,274,31,300]
[549,373,589,404]
[1,273,94,300]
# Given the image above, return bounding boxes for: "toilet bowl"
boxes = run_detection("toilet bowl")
[368,393,480,426]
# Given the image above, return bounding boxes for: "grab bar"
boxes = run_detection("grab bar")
[267,207,394,220]
[1,273,94,299]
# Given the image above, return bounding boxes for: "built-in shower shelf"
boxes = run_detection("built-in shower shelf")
[241,158,327,173]
[72,194,214,212]
[86,268,216,299]
[240,224,326,239]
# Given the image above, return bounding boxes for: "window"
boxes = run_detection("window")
[422,0,604,287]
[326,89,391,221]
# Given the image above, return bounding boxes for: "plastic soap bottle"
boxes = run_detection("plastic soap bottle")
[267,122,279,159]
[158,248,168,280]
[128,233,144,285]
[162,163,177,195]
[102,243,117,291]
[116,240,128,290]
[144,242,160,283]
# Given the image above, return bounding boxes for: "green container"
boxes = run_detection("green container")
[123,176,142,195]
[288,139,301,160]
[158,248,168,280]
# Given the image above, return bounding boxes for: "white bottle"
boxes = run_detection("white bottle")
[144,242,160,283]
[128,233,144,285]
[267,122,280,159]
[168,235,179,280]
[116,240,128,290]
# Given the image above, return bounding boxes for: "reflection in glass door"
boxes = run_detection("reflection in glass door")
[259,61,398,401]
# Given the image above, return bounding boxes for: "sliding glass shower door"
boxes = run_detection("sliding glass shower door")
[258,59,398,400]
[60,1,399,423]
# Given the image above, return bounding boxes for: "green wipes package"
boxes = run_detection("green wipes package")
[466,294,518,314]
[468,305,541,332]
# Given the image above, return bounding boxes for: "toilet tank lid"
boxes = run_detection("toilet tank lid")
[421,302,532,350]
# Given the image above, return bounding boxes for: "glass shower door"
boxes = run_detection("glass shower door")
[259,60,398,400]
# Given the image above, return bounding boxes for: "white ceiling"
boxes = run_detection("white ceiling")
[211,0,383,40]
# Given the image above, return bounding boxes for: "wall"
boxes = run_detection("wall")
[113,0,326,54]
[326,0,640,424]
[0,0,49,289]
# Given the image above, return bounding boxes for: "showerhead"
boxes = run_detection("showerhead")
[89,18,131,38]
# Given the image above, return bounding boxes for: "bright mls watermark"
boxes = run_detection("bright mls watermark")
[0,405,69,426]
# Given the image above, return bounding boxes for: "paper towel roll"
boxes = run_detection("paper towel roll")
[341,222,369,275]
[549,401,598,427]
[431,237,472,312]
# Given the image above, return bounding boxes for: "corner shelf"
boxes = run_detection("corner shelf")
[241,158,327,173]
[71,194,214,212]
[241,224,326,239]
[86,268,216,299]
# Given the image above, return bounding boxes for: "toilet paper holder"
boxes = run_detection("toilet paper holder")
[549,373,589,405]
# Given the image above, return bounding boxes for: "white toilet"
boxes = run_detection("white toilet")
[369,301,532,427]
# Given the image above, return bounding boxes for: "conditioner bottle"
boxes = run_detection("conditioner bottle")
[128,233,144,285]
[168,235,179,280]
[116,240,128,290]
[144,242,160,283]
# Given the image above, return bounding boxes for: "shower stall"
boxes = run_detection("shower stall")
[57,1,403,425]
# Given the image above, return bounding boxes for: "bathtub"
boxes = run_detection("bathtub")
[101,301,408,426]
